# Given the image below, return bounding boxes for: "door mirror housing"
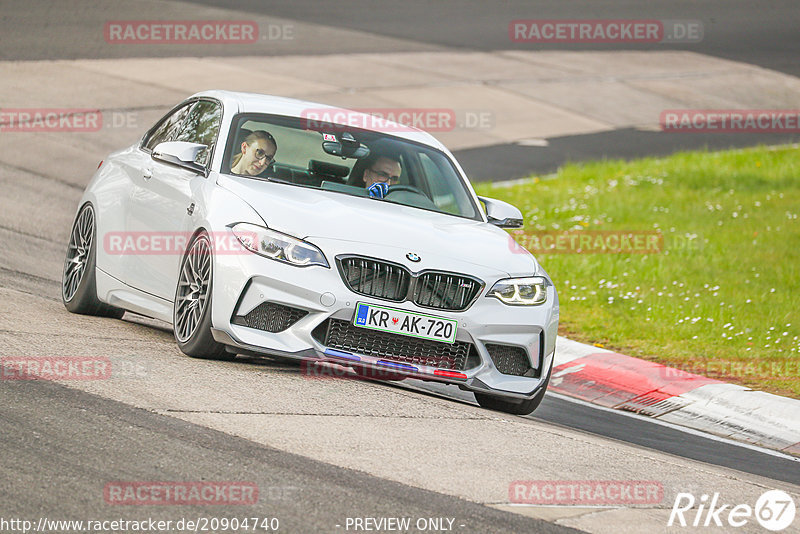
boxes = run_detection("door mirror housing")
[152,141,208,175]
[478,196,524,228]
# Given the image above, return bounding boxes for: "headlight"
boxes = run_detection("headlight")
[488,276,548,305]
[230,222,329,268]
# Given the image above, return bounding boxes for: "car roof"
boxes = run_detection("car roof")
[191,90,449,151]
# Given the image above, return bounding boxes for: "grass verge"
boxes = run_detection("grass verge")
[474,145,799,398]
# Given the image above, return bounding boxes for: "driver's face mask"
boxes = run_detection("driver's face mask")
[368,182,389,199]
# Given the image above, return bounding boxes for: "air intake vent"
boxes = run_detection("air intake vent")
[232,302,308,333]
[312,319,478,371]
[486,343,533,376]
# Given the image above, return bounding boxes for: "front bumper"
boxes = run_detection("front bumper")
[210,241,559,402]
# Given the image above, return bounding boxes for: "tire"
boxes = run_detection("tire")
[173,231,234,361]
[474,366,552,416]
[62,203,125,319]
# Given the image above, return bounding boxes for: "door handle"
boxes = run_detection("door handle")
[143,169,153,180]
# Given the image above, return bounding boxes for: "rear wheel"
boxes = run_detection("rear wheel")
[173,232,234,361]
[62,203,125,318]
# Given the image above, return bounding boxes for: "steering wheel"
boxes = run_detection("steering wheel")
[385,184,426,197]
[383,184,438,210]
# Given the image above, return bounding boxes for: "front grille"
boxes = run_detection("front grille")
[313,319,477,371]
[338,257,409,301]
[233,302,308,333]
[337,255,483,311]
[486,344,532,376]
[413,272,482,311]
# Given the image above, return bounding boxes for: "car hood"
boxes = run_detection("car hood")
[218,175,538,276]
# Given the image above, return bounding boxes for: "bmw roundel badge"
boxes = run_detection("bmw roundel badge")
[406,252,421,262]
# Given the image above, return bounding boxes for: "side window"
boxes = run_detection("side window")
[143,104,192,152]
[174,100,222,166]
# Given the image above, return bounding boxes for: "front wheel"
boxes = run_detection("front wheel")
[173,232,234,361]
[62,203,124,318]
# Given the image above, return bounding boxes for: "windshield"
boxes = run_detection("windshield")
[222,113,481,220]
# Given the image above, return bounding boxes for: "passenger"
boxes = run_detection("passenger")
[230,130,277,176]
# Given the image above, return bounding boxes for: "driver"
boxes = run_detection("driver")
[362,154,401,199]
[230,130,277,176]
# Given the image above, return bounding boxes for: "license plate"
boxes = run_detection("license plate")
[353,302,457,344]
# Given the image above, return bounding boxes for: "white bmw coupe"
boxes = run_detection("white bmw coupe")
[62,91,559,415]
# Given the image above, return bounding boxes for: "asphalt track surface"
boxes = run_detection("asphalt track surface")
[2,1,800,532]
[1,378,576,533]
[408,382,800,486]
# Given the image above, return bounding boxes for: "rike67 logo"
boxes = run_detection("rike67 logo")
[668,490,796,531]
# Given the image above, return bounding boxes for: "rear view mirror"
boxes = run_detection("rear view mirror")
[322,132,370,159]
[152,141,208,175]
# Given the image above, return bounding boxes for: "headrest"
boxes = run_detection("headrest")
[309,159,350,178]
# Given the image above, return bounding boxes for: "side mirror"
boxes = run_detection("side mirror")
[478,196,524,228]
[152,141,208,175]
